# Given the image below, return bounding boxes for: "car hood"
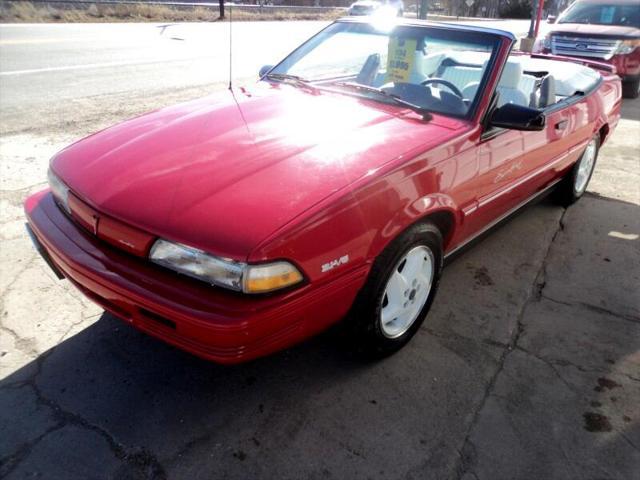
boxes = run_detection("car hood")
[52,83,465,259]
[551,22,640,38]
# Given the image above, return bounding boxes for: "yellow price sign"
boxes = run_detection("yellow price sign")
[386,37,417,83]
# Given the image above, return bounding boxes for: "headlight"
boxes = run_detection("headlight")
[47,168,70,214]
[542,35,551,50]
[149,239,303,294]
[616,39,640,55]
[150,240,245,291]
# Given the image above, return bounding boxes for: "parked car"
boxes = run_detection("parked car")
[348,0,403,16]
[348,0,382,16]
[388,0,404,17]
[535,0,640,98]
[25,19,621,364]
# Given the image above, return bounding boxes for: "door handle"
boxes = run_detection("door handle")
[555,120,568,131]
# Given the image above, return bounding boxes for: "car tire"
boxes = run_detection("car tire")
[622,79,640,99]
[344,222,443,358]
[553,134,600,207]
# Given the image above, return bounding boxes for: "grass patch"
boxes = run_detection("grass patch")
[0,1,345,22]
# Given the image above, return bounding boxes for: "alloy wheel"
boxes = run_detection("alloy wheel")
[380,245,435,338]
[574,139,597,195]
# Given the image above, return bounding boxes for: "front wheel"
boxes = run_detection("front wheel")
[553,135,600,207]
[345,222,443,358]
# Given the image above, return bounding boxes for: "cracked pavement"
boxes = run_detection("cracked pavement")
[1,24,639,479]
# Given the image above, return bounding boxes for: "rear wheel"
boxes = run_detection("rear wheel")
[345,222,443,358]
[622,79,640,99]
[553,135,599,207]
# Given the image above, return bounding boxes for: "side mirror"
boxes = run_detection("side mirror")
[490,103,546,131]
[547,15,557,24]
[259,65,274,78]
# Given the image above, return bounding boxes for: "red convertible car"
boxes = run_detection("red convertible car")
[25,19,622,364]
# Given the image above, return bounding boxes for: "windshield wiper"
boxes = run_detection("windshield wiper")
[333,81,433,120]
[264,73,320,94]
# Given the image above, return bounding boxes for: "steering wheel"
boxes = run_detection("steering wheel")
[420,78,464,98]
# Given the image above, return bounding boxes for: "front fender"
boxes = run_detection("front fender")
[366,194,461,260]
[251,173,463,284]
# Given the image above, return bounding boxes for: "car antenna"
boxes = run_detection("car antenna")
[226,4,252,136]
[228,2,233,91]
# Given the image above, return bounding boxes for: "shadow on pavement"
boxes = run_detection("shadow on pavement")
[620,96,640,121]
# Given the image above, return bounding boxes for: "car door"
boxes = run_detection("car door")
[461,91,587,239]
[527,96,599,186]
[459,127,527,236]
[460,114,573,239]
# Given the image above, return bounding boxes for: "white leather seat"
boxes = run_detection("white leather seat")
[538,75,557,108]
[519,74,538,104]
[496,61,528,107]
[441,66,483,93]
[462,81,480,100]
[408,50,428,84]
[462,61,534,106]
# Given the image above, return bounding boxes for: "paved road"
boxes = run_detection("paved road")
[0,21,328,128]
[0,18,638,480]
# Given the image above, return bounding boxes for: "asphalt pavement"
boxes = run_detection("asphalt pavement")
[0,18,638,480]
[0,21,329,132]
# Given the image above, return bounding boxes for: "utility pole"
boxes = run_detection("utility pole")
[219,0,225,19]
[533,0,545,37]
[522,0,544,51]
[419,0,428,19]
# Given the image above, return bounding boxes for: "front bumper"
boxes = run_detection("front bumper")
[25,190,368,364]
[610,52,640,80]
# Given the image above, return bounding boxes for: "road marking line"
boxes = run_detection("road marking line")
[0,38,95,45]
[0,57,199,76]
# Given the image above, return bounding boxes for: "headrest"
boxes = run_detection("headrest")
[408,50,427,83]
[462,81,480,100]
[499,61,523,89]
[539,75,556,108]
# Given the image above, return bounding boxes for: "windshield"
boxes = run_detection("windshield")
[559,2,640,28]
[266,22,502,118]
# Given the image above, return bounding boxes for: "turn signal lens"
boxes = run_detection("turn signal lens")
[244,262,304,294]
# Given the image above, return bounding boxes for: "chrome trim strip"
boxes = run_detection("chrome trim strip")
[444,178,562,260]
[568,138,590,157]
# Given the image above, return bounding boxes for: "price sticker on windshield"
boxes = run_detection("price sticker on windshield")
[386,37,417,83]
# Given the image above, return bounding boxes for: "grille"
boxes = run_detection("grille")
[551,35,620,60]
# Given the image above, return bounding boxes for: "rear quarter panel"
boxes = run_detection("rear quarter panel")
[551,70,621,164]
[598,73,623,139]
[562,72,622,161]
